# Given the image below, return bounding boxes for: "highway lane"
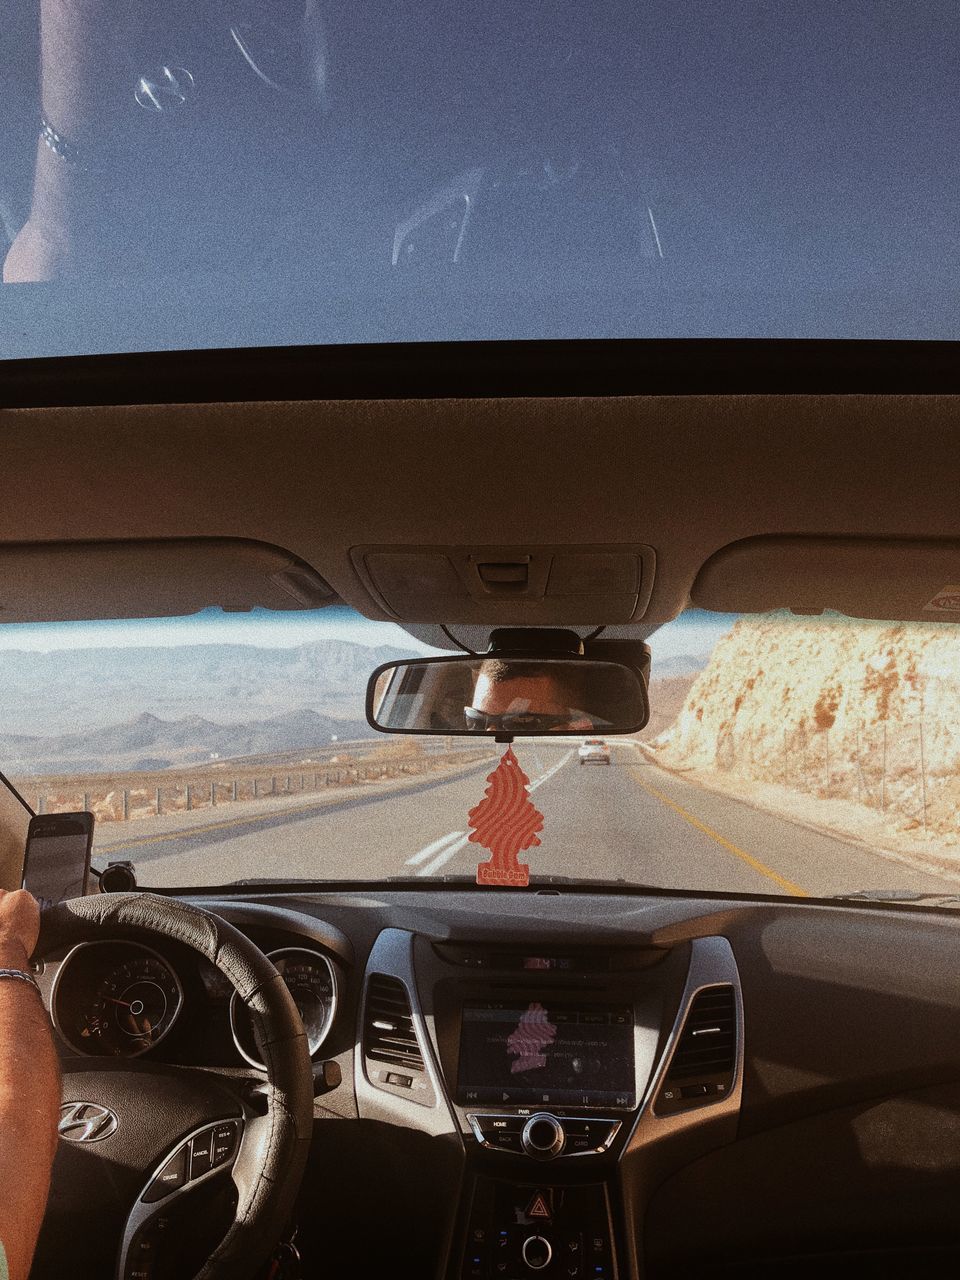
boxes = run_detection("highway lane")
[115,742,959,898]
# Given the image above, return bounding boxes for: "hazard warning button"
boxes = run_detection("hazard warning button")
[525,1191,552,1221]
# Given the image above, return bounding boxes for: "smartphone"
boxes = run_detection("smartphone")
[22,812,94,908]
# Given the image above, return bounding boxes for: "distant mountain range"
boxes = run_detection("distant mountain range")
[0,707,376,776]
[0,636,711,774]
[0,638,417,739]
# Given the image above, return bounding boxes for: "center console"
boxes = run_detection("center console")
[357,930,744,1280]
[423,943,685,1280]
[453,995,637,1276]
[462,1178,616,1279]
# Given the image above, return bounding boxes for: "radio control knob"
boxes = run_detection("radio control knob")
[521,1113,565,1160]
[521,1235,553,1271]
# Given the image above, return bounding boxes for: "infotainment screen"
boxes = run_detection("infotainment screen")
[457,1000,636,1108]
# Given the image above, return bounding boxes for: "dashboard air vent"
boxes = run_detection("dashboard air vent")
[667,985,736,1079]
[656,984,737,1115]
[362,972,436,1108]
[363,974,425,1072]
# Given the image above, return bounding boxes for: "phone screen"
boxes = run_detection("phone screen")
[23,820,92,908]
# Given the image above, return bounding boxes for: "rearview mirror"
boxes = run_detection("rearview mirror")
[366,655,649,736]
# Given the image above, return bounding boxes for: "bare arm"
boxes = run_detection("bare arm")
[0,891,60,1280]
[3,0,146,282]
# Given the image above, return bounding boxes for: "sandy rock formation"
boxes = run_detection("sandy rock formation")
[651,614,960,841]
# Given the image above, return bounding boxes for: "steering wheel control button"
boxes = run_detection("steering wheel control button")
[124,1215,170,1280]
[142,1121,239,1206]
[189,1129,215,1178]
[521,1234,553,1271]
[521,1113,565,1160]
[125,1235,156,1280]
[212,1121,239,1167]
[141,1145,188,1203]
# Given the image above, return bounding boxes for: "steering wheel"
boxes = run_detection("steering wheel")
[33,893,313,1280]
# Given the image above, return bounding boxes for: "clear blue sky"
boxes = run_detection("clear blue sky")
[0,606,736,661]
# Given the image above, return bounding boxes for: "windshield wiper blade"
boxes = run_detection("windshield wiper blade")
[393,873,647,888]
[231,876,329,885]
[231,873,656,891]
[829,889,960,907]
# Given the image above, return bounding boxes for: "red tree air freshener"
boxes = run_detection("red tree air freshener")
[469,746,544,887]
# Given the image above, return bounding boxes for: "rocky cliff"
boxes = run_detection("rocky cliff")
[649,614,960,850]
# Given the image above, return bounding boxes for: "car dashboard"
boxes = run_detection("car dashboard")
[32,885,960,1279]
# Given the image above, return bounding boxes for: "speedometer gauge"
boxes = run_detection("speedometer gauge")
[230,947,337,1069]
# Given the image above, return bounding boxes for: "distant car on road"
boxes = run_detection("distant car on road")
[578,738,611,765]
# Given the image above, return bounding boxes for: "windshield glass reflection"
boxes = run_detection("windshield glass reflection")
[3,2,960,353]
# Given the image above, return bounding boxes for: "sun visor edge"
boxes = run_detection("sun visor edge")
[692,535,960,623]
[0,536,337,622]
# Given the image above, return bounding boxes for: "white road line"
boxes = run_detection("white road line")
[417,749,575,877]
[417,834,471,877]
[647,206,664,258]
[406,830,465,866]
[529,749,575,792]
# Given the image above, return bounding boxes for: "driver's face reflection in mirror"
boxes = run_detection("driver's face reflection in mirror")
[467,663,594,732]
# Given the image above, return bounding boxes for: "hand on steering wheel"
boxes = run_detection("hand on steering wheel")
[34,893,313,1280]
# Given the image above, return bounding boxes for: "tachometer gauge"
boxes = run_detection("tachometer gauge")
[52,941,185,1059]
[230,947,337,1069]
[89,953,183,1055]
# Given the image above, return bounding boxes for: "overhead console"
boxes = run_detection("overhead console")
[350,543,656,625]
[354,930,744,1280]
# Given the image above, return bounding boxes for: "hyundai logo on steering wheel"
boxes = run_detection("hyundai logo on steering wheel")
[58,1102,119,1143]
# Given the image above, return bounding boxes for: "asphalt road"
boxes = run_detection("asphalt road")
[99,742,959,899]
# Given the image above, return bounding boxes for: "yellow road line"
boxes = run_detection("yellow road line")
[631,768,809,898]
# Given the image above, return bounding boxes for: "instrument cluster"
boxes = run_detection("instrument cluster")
[50,937,339,1066]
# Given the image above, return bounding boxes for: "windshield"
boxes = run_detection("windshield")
[4,605,960,903]
[2,2,959,355]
